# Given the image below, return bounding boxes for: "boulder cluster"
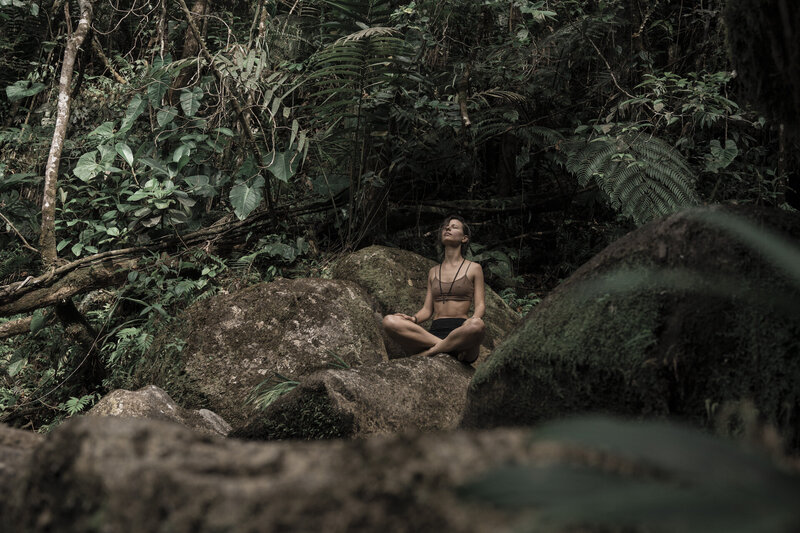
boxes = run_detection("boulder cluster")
[2,207,800,532]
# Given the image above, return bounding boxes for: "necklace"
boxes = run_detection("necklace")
[438,258,466,303]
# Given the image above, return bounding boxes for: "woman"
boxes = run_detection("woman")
[382,215,486,364]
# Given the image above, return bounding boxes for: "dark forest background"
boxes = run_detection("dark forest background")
[0,0,798,428]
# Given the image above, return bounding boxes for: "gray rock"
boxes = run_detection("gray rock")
[0,424,42,527]
[233,354,474,440]
[8,416,539,533]
[87,385,231,437]
[462,206,800,449]
[145,278,388,427]
[331,245,521,363]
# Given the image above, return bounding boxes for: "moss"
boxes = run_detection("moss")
[463,207,800,449]
[233,385,352,440]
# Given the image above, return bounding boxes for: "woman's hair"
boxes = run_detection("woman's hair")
[439,215,471,257]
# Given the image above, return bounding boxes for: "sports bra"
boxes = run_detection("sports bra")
[431,262,474,302]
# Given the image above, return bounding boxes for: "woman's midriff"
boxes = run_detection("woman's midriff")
[432,300,471,320]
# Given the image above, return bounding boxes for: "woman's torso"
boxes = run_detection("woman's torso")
[430,261,474,319]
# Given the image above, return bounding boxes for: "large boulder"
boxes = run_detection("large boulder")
[145,278,387,427]
[0,424,41,491]
[331,245,521,361]
[87,385,231,437]
[7,416,539,533]
[461,206,800,448]
[232,354,474,440]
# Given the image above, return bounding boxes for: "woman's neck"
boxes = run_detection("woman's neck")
[442,246,463,265]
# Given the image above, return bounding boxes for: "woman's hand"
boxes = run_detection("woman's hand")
[393,313,416,322]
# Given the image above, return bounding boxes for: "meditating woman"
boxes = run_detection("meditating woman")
[382,215,486,364]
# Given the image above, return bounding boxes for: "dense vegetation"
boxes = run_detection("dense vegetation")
[0,0,797,429]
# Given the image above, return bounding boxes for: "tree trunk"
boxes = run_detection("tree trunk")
[39,0,94,267]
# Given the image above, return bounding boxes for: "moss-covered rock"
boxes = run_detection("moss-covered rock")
[232,354,474,440]
[331,245,521,362]
[7,416,540,533]
[462,206,800,449]
[88,385,231,437]
[146,278,387,427]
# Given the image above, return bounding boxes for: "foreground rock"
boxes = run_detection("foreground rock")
[145,278,387,427]
[233,354,474,440]
[87,385,231,437]
[332,245,521,361]
[462,206,800,449]
[0,424,41,506]
[7,416,536,533]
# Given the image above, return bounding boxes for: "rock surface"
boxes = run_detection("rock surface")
[331,245,521,361]
[7,416,538,533]
[145,278,387,427]
[462,206,800,449]
[87,385,231,437]
[0,424,42,506]
[233,354,474,440]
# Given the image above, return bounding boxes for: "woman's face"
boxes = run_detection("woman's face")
[441,219,467,246]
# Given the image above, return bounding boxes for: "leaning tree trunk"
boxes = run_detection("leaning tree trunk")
[40,0,94,266]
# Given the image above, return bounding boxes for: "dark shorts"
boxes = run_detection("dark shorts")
[429,318,466,339]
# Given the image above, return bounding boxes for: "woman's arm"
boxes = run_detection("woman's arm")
[470,262,486,320]
[396,267,435,324]
[412,267,436,323]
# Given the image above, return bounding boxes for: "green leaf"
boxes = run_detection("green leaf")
[56,239,70,252]
[180,87,204,117]
[106,227,120,236]
[115,142,134,167]
[73,151,101,182]
[229,176,265,220]
[265,150,299,183]
[71,243,84,257]
[7,358,27,377]
[88,121,116,140]
[5,80,46,102]
[30,309,46,333]
[148,76,169,107]
[156,106,178,127]
[120,94,146,134]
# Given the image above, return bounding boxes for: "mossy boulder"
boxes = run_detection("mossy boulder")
[462,206,800,448]
[147,278,387,427]
[331,245,521,361]
[232,354,474,440]
[7,416,542,533]
[88,385,231,437]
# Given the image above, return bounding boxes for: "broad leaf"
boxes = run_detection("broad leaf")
[5,80,46,102]
[180,87,204,117]
[88,121,116,140]
[156,106,178,127]
[148,75,170,107]
[73,151,101,182]
[29,309,46,333]
[120,94,146,134]
[265,150,299,183]
[229,176,265,220]
[115,142,134,167]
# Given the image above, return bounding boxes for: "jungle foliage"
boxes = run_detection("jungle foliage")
[0,0,797,429]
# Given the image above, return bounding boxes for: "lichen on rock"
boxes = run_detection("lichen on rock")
[87,385,231,437]
[143,278,388,427]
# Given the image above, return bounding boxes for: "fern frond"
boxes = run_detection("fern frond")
[565,132,699,224]
[337,26,400,43]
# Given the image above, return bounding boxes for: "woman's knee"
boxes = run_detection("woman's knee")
[465,318,485,337]
[382,314,403,332]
